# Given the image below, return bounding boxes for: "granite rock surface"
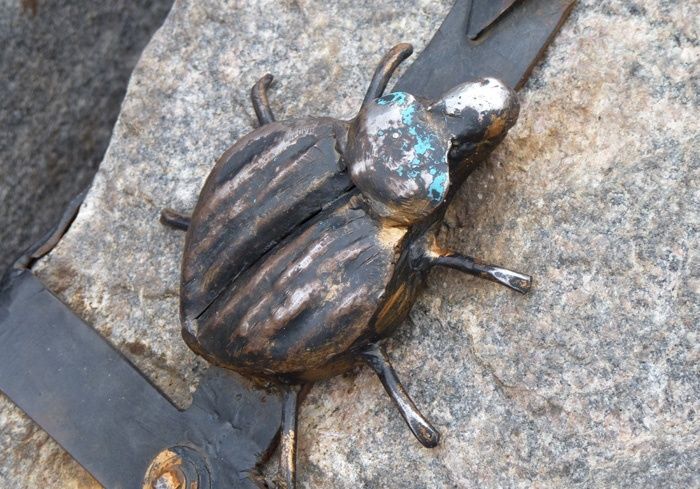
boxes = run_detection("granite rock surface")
[0,0,173,274]
[2,0,698,487]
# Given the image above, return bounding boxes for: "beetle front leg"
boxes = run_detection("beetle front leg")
[160,208,191,231]
[426,250,532,294]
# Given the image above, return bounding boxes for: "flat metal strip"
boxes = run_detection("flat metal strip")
[395,0,576,97]
[0,270,184,487]
[467,0,520,40]
[0,270,282,488]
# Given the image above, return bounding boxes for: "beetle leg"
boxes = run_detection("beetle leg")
[429,251,532,294]
[275,384,302,489]
[160,208,191,231]
[251,73,275,125]
[361,43,414,108]
[359,343,440,448]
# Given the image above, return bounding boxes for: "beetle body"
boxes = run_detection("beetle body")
[163,44,530,488]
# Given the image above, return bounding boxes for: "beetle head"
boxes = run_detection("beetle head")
[429,78,519,173]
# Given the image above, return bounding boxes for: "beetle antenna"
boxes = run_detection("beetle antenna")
[359,343,440,448]
[361,43,414,109]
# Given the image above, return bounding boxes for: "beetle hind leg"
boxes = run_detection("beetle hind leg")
[275,384,302,489]
[160,208,191,231]
[360,343,440,448]
[251,73,275,126]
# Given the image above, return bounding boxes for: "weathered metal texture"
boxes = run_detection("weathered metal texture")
[394,0,577,97]
[0,269,283,488]
[191,194,410,382]
[346,78,520,226]
[182,70,521,385]
[346,91,451,224]
[178,0,579,389]
[181,118,352,322]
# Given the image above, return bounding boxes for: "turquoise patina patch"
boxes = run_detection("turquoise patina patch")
[373,91,447,204]
[413,131,434,155]
[428,173,448,202]
[376,91,409,106]
[401,104,416,125]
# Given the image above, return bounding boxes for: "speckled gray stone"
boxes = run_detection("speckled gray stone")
[2,0,698,487]
[0,0,173,274]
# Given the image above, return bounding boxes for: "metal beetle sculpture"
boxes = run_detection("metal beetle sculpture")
[162,43,531,488]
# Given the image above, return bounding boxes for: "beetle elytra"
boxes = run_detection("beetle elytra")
[162,43,531,488]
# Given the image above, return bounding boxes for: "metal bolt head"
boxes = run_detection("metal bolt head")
[153,468,185,489]
[144,446,210,489]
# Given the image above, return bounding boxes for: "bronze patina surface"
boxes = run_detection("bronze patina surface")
[163,43,531,489]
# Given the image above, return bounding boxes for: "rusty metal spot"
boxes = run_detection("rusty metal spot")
[143,446,210,489]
